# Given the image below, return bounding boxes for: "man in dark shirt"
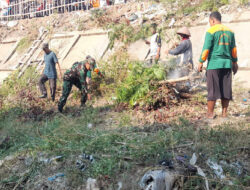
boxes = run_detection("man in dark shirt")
[38,43,62,102]
[166,27,193,69]
[58,57,102,113]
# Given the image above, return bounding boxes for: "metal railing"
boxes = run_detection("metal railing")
[0,0,118,21]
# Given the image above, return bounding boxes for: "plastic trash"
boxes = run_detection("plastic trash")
[140,169,183,190]
[158,159,174,169]
[207,159,226,179]
[243,98,247,102]
[220,160,244,176]
[187,153,209,190]
[196,166,209,190]
[169,18,175,27]
[48,173,65,181]
[140,170,170,190]
[40,155,63,164]
[189,153,197,165]
[76,153,94,172]
[176,155,197,173]
[87,123,93,129]
[117,182,122,190]
[128,13,138,21]
[50,156,63,162]
[7,21,18,28]
[230,161,244,176]
[76,160,86,172]
[79,153,94,163]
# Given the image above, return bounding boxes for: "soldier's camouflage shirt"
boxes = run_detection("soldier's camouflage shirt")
[63,61,88,87]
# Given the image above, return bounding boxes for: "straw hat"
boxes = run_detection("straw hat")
[177,27,191,36]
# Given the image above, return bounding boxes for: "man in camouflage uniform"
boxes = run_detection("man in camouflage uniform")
[58,56,102,113]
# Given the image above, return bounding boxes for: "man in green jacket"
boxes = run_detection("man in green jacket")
[198,11,238,119]
[58,56,102,113]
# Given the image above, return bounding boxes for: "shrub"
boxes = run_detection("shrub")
[116,62,167,106]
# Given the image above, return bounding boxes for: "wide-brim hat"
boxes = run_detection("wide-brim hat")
[177,27,191,36]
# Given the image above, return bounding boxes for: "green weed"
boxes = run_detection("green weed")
[0,102,249,189]
[107,23,152,49]
[16,37,32,54]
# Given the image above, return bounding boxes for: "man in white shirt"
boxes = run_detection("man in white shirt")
[145,23,161,65]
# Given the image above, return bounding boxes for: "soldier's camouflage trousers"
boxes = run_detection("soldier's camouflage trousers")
[58,78,87,110]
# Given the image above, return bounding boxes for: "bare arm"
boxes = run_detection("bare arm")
[144,39,150,45]
[57,62,63,79]
[156,47,161,60]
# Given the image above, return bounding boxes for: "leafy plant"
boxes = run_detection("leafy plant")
[116,62,167,106]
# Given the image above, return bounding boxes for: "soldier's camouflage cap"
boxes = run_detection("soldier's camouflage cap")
[86,55,96,69]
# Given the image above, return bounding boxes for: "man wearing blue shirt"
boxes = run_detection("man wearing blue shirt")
[38,43,62,102]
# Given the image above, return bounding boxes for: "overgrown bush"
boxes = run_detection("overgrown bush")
[90,9,111,27]
[0,67,38,97]
[107,23,152,49]
[116,62,167,106]
[200,0,230,11]
[0,67,39,113]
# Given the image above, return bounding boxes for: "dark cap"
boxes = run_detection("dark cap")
[151,23,157,29]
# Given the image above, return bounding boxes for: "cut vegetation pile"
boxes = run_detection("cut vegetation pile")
[116,63,166,106]
[0,1,250,189]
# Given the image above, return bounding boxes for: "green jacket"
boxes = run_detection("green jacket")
[199,24,238,70]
